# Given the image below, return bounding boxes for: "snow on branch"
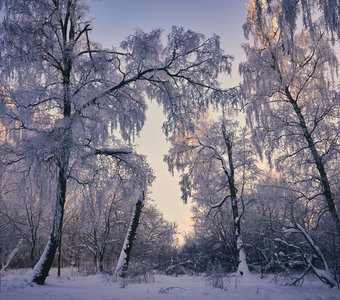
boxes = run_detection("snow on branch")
[274,238,304,253]
[93,148,132,156]
[208,195,230,216]
[276,223,337,288]
[282,227,301,234]
[82,148,132,160]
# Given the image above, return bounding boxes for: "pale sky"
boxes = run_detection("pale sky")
[86,0,248,242]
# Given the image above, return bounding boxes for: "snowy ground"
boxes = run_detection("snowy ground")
[0,268,339,300]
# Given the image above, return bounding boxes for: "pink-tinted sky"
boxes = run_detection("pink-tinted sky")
[86,0,248,242]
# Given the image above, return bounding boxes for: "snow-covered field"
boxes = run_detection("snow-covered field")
[0,268,339,300]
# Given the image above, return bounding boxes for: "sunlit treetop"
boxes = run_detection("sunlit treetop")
[248,0,340,45]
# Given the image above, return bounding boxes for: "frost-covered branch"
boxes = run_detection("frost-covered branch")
[207,195,230,216]
[277,223,337,288]
[93,148,132,157]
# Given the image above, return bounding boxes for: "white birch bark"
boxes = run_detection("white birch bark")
[114,192,145,278]
[2,238,23,271]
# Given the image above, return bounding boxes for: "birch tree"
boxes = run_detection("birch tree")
[114,192,145,279]
[133,204,178,271]
[240,0,340,236]
[0,0,231,285]
[165,117,259,275]
[0,171,50,266]
[76,150,153,274]
[252,0,340,44]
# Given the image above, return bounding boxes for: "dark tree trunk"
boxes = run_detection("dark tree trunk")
[115,192,144,278]
[285,86,340,236]
[99,254,104,273]
[222,122,249,275]
[32,163,68,284]
[31,1,74,284]
[57,233,62,277]
[30,240,36,266]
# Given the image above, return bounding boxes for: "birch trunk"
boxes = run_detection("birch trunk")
[222,122,249,276]
[31,1,75,284]
[32,159,69,284]
[114,192,145,278]
[2,238,23,271]
[285,87,340,237]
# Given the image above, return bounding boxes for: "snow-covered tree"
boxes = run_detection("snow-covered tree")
[251,0,340,44]
[0,0,231,284]
[240,0,340,237]
[77,189,122,274]
[0,148,56,266]
[165,116,259,275]
[240,172,286,273]
[133,204,178,271]
[0,169,51,266]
